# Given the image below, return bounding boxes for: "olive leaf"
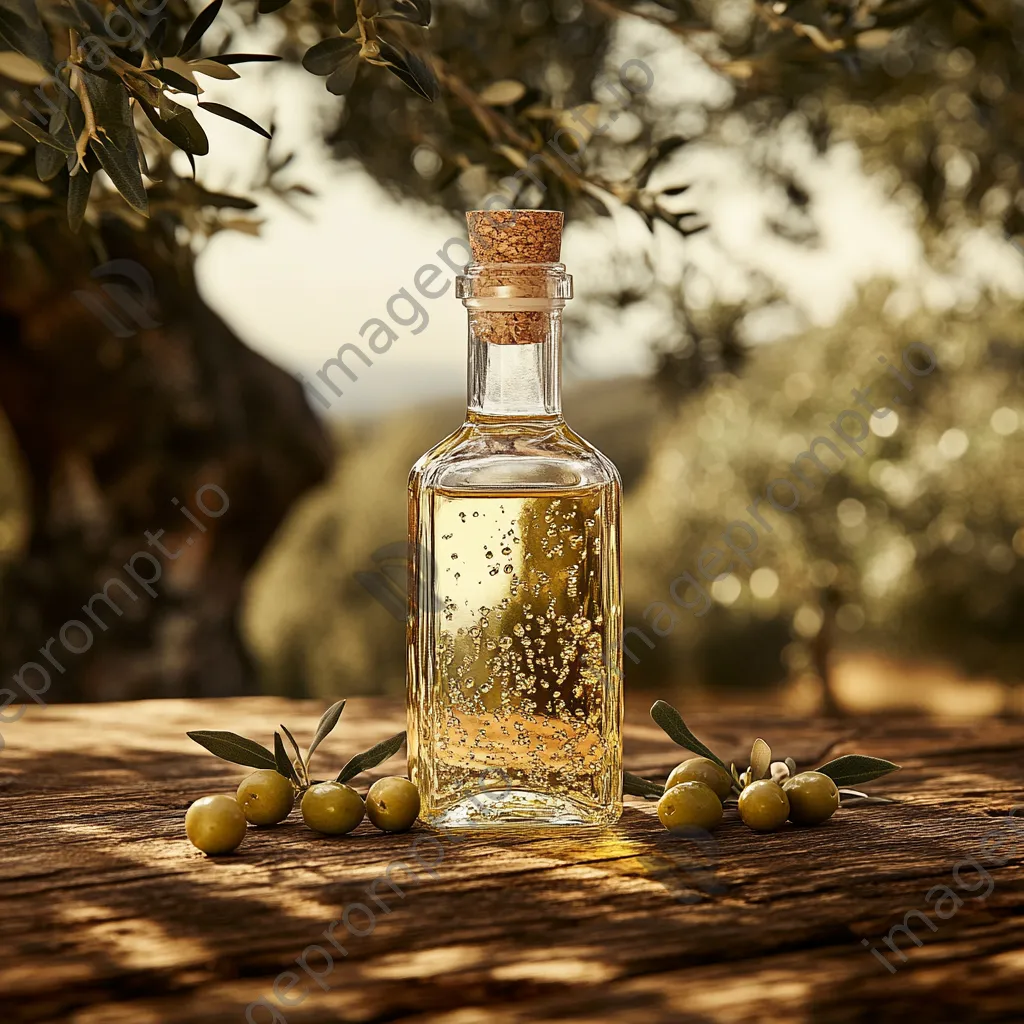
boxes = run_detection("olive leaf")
[336,730,406,784]
[307,699,346,764]
[136,137,155,182]
[36,97,70,181]
[138,96,210,158]
[0,174,49,197]
[623,771,662,800]
[816,755,901,787]
[0,0,56,68]
[208,53,282,64]
[257,0,293,13]
[198,101,271,139]
[334,0,357,32]
[178,0,222,57]
[479,79,526,106]
[190,59,240,81]
[11,115,71,152]
[302,36,359,77]
[149,67,199,95]
[0,49,47,84]
[187,730,277,769]
[65,166,90,233]
[650,700,728,770]
[376,0,432,26]
[326,51,360,95]
[280,724,304,772]
[81,72,147,215]
[174,107,211,157]
[274,731,299,783]
[193,186,257,210]
[80,66,130,139]
[750,738,771,781]
[377,37,438,101]
[90,134,147,214]
[785,756,797,775]
[146,16,168,58]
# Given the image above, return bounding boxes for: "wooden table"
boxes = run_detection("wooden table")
[2,697,1023,1023]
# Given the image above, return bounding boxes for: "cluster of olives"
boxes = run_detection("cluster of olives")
[656,756,841,835]
[185,701,418,856]
[185,772,421,856]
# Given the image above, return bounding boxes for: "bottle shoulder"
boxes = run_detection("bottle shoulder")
[410,419,621,493]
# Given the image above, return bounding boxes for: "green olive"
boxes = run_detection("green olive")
[365,777,421,833]
[665,756,734,802]
[657,781,723,833]
[185,794,247,855]
[236,769,295,826]
[783,771,840,825]
[737,779,790,832]
[301,782,365,835]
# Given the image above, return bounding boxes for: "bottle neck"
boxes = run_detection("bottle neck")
[467,311,562,421]
[457,261,571,424]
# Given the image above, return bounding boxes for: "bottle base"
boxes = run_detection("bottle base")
[421,788,622,829]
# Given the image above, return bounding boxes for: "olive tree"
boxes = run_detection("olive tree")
[0,0,1018,700]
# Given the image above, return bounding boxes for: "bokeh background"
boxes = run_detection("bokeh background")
[1,0,1022,717]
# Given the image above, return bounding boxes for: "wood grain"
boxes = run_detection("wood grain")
[1,697,1022,1024]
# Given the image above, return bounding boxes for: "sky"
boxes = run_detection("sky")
[192,17,1024,419]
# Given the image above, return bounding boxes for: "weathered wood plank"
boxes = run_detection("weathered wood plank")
[1,698,1022,1023]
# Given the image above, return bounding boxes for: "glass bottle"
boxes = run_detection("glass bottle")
[407,209,622,827]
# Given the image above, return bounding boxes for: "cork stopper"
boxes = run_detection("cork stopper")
[467,209,563,263]
[463,210,566,345]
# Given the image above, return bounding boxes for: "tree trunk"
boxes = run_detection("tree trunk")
[0,219,330,702]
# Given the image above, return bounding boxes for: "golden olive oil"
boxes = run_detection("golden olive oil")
[410,485,621,825]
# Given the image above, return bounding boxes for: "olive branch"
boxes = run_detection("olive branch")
[624,699,901,805]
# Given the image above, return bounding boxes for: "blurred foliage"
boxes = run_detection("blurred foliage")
[623,283,1024,694]
[274,0,711,234]
[279,0,1024,248]
[6,2,1019,255]
[0,0,292,238]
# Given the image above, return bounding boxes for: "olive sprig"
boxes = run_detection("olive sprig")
[626,699,900,797]
[187,699,406,794]
[624,699,901,834]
